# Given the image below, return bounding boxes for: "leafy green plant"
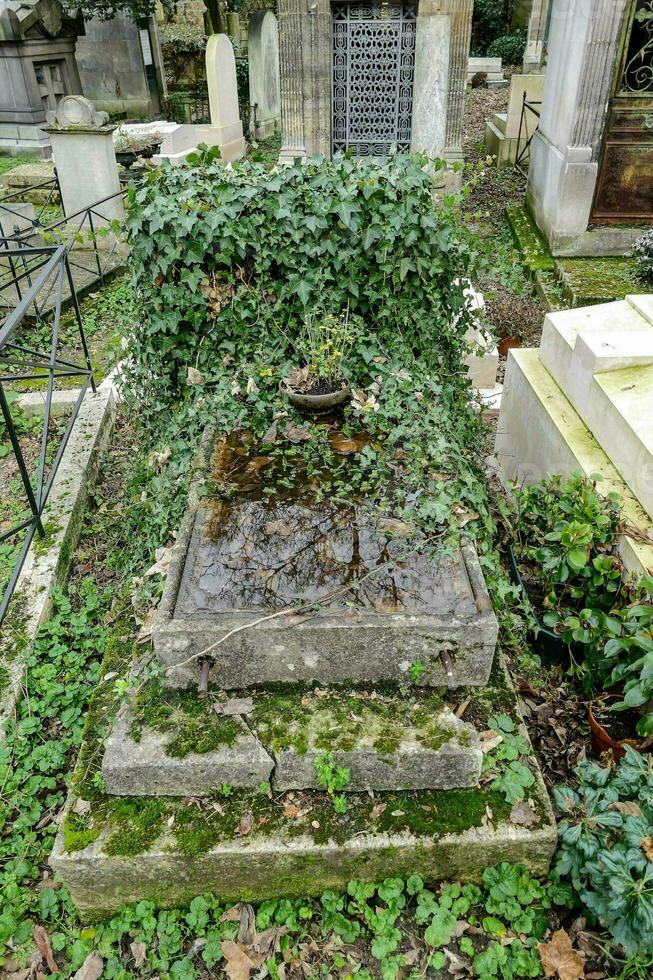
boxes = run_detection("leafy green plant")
[554,747,653,956]
[482,714,535,804]
[633,229,653,283]
[598,575,653,738]
[314,751,350,812]
[487,29,528,64]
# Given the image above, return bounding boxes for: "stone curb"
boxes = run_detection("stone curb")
[0,375,118,725]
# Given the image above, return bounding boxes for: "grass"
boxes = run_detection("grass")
[0,154,40,176]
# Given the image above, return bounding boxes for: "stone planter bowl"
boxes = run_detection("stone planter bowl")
[280,378,351,413]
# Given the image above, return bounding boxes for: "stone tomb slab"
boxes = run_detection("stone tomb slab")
[102,706,273,796]
[153,439,498,689]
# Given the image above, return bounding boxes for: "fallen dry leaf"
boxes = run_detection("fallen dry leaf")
[283,802,302,820]
[283,422,312,444]
[238,904,256,946]
[187,366,205,385]
[34,925,58,974]
[642,836,653,861]
[221,940,258,980]
[376,517,416,538]
[613,801,642,817]
[130,942,147,967]
[538,929,585,980]
[510,802,539,826]
[236,812,254,836]
[72,798,91,816]
[328,431,368,455]
[72,951,104,980]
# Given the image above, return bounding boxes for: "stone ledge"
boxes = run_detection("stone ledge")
[50,785,556,918]
[0,378,118,725]
[102,707,274,796]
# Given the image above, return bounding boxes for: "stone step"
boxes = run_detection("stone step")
[102,706,274,796]
[101,686,483,796]
[539,295,653,520]
[54,656,558,917]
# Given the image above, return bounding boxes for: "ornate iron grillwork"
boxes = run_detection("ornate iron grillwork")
[621,0,653,94]
[332,0,417,157]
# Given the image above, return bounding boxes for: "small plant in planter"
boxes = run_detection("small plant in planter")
[114,131,164,168]
[280,309,358,412]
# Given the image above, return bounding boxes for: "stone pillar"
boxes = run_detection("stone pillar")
[278,0,307,160]
[411,0,472,178]
[526,0,629,255]
[442,0,473,168]
[523,0,551,73]
[44,96,124,223]
[248,11,280,139]
[205,33,246,161]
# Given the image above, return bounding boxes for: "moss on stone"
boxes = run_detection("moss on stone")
[556,257,646,307]
[131,678,242,758]
[104,799,168,856]
[505,204,555,273]
[250,687,452,757]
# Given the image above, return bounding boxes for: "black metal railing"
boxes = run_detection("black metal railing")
[0,170,62,241]
[0,244,95,624]
[1,186,129,316]
[515,95,542,177]
[164,87,211,125]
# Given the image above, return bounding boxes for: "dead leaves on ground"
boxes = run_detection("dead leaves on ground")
[538,929,585,980]
[220,904,288,980]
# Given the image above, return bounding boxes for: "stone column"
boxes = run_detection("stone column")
[526,0,629,255]
[278,0,307,161]
[248,11,281,139]
[523,0,551,73]
[44,96,124,223]
[442,0,473,168]
[301,0,331,156]
[411,0,450,159]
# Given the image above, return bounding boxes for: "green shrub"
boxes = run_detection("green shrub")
[599,576,653,739]
[124,151,479,404]
[514,474,622,640]
[554,747,653,957]
[488,29,527,65]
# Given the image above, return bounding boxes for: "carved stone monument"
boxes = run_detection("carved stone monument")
[44,95,124,222]
[527,0,653,256]
[277,0,472,177]
[0,0,82,157]
[248,10,280,139]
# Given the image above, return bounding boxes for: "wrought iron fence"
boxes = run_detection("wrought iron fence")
[164,88,211,125]
[0,170,62,241]
[515,95,542,177]
[0,244,95,624]
[0,184,130,316]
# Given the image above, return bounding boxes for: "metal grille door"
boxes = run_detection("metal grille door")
[332,0,417,157]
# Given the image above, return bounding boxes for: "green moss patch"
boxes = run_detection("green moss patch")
[249,687,450,756]
[505,204,555,274]
[555,257,646,307]
[131,679,242,758]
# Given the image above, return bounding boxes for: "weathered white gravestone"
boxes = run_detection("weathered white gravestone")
[248,10,280,139]
[44,95,124,223]
[156,34,246,164]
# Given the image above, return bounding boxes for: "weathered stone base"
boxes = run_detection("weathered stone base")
[102,708,274,795]
[50,791,556,919]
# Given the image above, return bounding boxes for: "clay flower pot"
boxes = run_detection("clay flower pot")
[587,699,643,762]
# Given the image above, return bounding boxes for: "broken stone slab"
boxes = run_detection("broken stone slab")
[253,696,482,792]
[102,707,273,796]
[50,778,557,918]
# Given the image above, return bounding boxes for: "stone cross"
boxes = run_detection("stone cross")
[248,11,281,139]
